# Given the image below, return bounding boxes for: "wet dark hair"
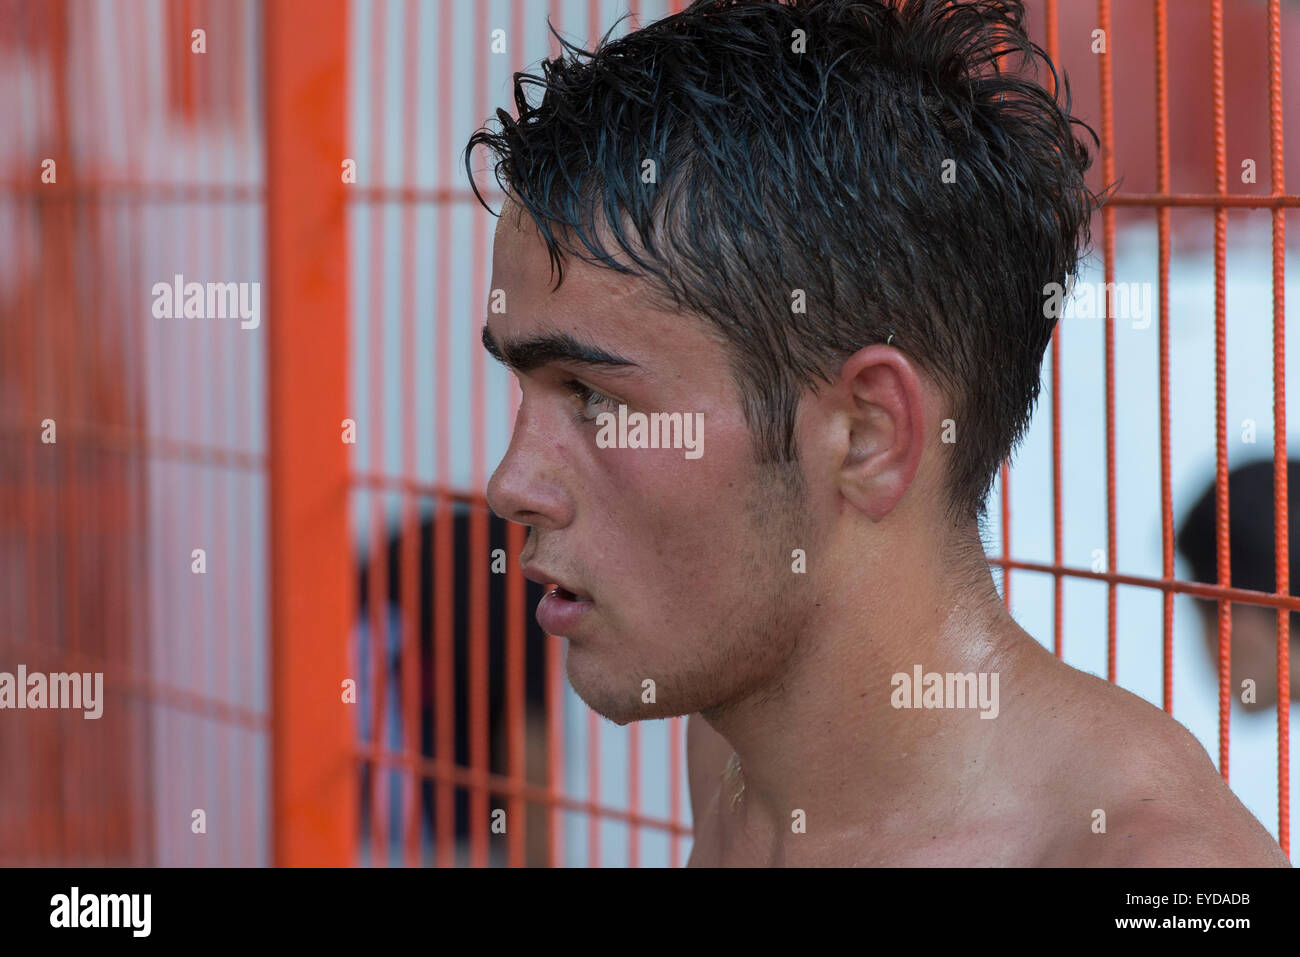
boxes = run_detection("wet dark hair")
[1177,458,1300,625]
[465,0,1101,525]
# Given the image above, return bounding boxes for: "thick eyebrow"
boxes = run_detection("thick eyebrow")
[481,323,640,374]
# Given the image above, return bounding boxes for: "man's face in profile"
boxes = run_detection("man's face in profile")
[484,202,826,725]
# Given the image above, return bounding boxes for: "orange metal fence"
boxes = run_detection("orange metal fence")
[0,0,1295,867]
[3,0,275,865]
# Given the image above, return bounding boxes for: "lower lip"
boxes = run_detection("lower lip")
[536,587,594,636]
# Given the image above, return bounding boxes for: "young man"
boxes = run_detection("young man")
[466,0,1288,865]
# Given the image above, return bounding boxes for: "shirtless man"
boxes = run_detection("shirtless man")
[467,0,1289,866]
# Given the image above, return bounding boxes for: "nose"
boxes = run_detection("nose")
[485,400,573,530]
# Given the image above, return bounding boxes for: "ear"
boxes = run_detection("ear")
[835,345,927,522]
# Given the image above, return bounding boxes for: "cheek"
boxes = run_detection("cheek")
[591,450,752,594]
[599,410,747,500]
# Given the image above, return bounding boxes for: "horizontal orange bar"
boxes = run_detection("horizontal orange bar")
[0,182,263,202]
[993,555,1300,611]
[1107,193,1300,208]
[0,420,265,470]
[356,745,693,838]
[4,635,269,731]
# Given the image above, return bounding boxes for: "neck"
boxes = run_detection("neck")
[700,520,1046,861]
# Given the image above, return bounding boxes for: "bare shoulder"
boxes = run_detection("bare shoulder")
[1040,668,1289,867]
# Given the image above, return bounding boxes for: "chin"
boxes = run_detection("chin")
[564,647,637,724]
[570,688,643,726]
[565,646,696,725]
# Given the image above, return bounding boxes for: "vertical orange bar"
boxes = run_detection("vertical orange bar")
[625,3,644,869]
[185,0,205,865]
[86,1,114,864]
[26,6,48,864]
[1096,0,1118,685]
[9,0,38,866]
[266,0,355,866]
[119,0,158,867]
[30,4,60,863]
[431,490,452,865]
[214,135,233,869]
[991,1,1013,615]
[469,0,491,869]
[434,0,456,868]
[43,0,77,864]
[220,11,253,866]
[1045,0,1063,661]
[505,0,528,870]
[669,715,682,867]
[506,520,526,867]
[588,710,600,866]
[167,0,194,120]
[233,16,257,866]
[53,0,82,864]
[365,0,391,867]
[1266,0,1289,856]
[399,0,422,869]
[628,723,640,868]
[1000,462,1010,610]
[547,636,563,866]
[1153,0,1173,716]
[544,0,564,870]
[586,0,602,870]
[1209,0,1231,783]
[469,504,488,855]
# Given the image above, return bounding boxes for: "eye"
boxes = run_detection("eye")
[562,379,619,424]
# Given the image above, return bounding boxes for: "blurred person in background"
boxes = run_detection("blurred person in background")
[356,509,553,866]
[1177,458,1300,712]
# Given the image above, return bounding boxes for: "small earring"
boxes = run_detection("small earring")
[886,330,895,346]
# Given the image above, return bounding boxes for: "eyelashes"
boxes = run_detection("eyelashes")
[562,378,620,424]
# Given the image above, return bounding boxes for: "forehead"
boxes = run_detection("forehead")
[491,202,644,312]
[488,203,724,377]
